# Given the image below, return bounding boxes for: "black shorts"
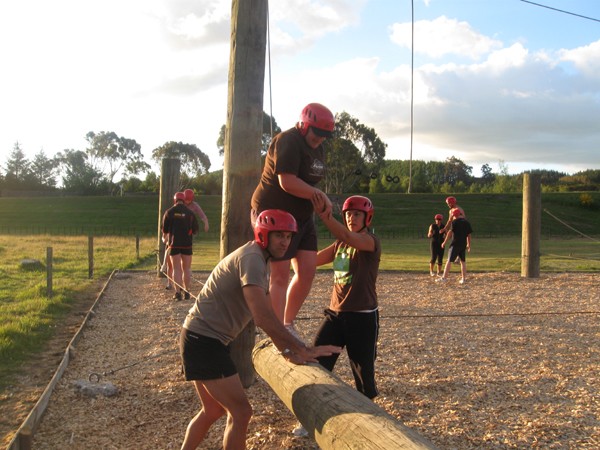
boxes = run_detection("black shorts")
[448,245,467,262]
[179,328,237,380]
[278,217,318,261]
[170,247,193,256]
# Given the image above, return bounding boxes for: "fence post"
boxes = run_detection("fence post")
[46,247,53,298]
[88,235,94,279]
[521,173,541,278]
[136,234,140,260]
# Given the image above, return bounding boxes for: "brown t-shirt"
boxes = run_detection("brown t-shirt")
[329,232,381,312]
[251,127,326,221]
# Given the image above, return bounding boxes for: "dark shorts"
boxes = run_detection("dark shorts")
[430,242,444,265]
[278,216,317,261]
[448,245,467,262]
[179,328,237,380]
[170,247,193,256]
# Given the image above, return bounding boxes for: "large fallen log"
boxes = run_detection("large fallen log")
[252,339,438,450]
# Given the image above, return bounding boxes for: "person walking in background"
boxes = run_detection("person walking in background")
[311,194,381,399]
[162,192,199,300]
[179,209,341,450]
[441,196,465,234]
[183,189,210,233]
[437,208,472,284]
[251,102,335,335]
[428,213,446,276]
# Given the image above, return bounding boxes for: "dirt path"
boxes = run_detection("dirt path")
[3,271,600,449]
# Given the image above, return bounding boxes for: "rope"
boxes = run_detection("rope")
[543,208,600,242]
[293,309,599,322]
[266,1,274,139]
[520,0,600,23]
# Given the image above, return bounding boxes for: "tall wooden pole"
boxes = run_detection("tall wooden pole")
[222,0,268,387]
[521,172,541,277]
[157,158,180,276]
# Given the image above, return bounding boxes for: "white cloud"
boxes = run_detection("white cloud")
[389,16,503,60]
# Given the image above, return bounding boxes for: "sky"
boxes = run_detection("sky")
[1,0,599,179]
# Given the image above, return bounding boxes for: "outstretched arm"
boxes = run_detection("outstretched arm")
[311,194,375,252]
[243,285,341,363]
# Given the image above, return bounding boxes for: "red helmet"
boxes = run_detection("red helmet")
[254,209,298,249]
[298,103,335,137]
[183,189,194,203]
[342,195,374,227]
[452,208,462,218]
[435,214,443,221]
[446,196,457,207]
[173,192,185,203]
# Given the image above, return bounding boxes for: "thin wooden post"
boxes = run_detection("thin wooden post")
[521,172,541,277]
[46,247,53,298]
[135,234,140,260]
[88,236,94,279]
[157,158,181,277]
[222,0,268,388]
[253,339,439,450]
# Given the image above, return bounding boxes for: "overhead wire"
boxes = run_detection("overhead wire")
[520,0,600,23]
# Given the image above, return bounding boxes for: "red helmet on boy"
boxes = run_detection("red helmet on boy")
[298,103,335,138]
[435,214,443,221]
[183,189,195,203]
[446,196,457,207]
[342,195,374,227]
[254,209,298,249]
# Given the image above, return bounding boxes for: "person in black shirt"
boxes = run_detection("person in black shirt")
[162,192,199,300]
[437,208,472,284]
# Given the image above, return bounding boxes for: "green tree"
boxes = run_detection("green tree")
[85,131,150,184]
[443,156,472,186]
[3,142,31,187]
[151,141,211,177]
[56,149,106,194]
[217,111,281,157]
[30,150,59,188]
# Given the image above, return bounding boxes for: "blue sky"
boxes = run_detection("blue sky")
[1,0,599,178]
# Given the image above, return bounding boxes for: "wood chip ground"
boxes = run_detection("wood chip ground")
[8,271,600,449]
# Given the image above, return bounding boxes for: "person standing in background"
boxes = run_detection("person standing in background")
[428,213,446,277]
[162,192,199,300]
[437,208,472,284]
[250,102,335,335]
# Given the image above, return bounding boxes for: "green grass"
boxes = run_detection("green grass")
[0,192,599,392]
[0,235,156,390]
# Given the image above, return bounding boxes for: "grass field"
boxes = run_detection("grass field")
[0,192,599,391]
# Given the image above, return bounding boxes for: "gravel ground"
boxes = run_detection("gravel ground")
[8,270,600,449]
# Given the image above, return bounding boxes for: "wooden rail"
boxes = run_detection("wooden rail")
[252,339,439,450]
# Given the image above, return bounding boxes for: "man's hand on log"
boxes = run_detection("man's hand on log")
[284,345,342,365]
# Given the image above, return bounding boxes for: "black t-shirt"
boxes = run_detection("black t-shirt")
[450,218,473,248]
[251,127,325,221]
[162,203,199,249]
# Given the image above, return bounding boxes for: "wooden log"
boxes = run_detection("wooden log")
[252,339,439,450]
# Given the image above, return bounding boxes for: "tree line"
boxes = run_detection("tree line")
[2,112,599,196]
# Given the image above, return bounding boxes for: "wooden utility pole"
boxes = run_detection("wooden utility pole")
[521,172,541,277]
[157,158,180,276]
[222,0,268,387]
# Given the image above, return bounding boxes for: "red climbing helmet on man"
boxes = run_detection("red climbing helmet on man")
[342,195,374,227]
[446,196,457,207]
[183,189,195,203]
[173,192,185,203]
[254,209,298,249]
[298,103,335,138]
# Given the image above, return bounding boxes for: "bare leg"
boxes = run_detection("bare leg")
[269,260,291,322]
[460,260,467,281]
[181,375,252,450]
[170,254,183,293]
[181,254,193,293]
[284,250,317,325]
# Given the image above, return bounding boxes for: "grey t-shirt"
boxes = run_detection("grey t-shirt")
[183,241,269,345]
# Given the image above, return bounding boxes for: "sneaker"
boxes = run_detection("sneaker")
[285,323,301,340]
[184,291,191,300]
[459,278,465,284]
[292,421,308,437]
[173,291,182,301]
[430,271,435,277]
[435,277,447,283]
